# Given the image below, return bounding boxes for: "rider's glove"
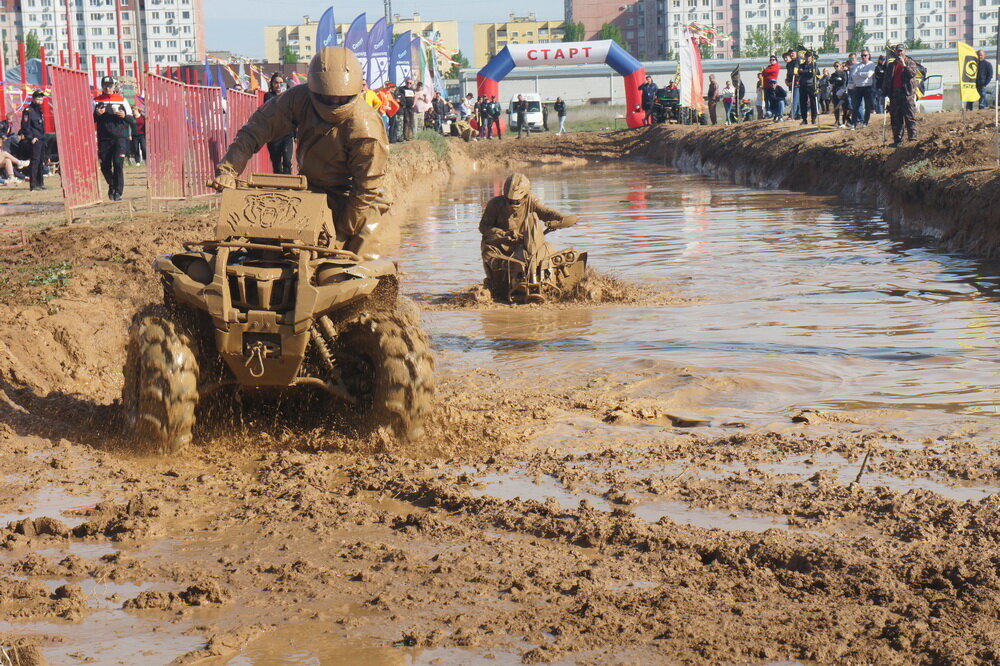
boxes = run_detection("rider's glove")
[207,165,237,192]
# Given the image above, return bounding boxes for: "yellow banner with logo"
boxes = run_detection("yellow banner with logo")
[957,41,981,103]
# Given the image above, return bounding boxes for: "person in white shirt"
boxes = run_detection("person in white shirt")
[848,51,876,128]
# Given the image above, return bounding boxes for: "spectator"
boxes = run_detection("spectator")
[132,109,147,165]
[264,73,294,174]
[721,81,734,124]
[829,62,850,127]
[399,78,416,140]
[460,93,474,120]
[849,49,876,129]
[754,78,765,120]
[542,102,549,131]
[486,95,502,140]
[784,50,800,119]
[22,90,48,191]
[975,50,994,111]
[93,76,133,201]
[0,147,28,186]
[513,93,530,138]
[883,44,920,147]
[873,55,888,113]
[431,92,447,133]
[798,51,819,125]
[760,54,781,118]
[770,80,787,122]
[843,52,858,120]
[413,82,432,130]
[554,97,567,134]
[638,75,658,125]
[818,68,832,114]
[706,74,720,125]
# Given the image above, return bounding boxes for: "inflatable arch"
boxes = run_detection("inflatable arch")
[477,40,647,129]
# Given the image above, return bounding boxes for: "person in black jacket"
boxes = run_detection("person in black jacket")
[554,97,566,134]
[797,51,818,125]
[21,90,48,191]
[93,76,133,200]
[264,73,294,173]
[975,50,994,111]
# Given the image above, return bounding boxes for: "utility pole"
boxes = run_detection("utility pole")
[64,0,74,66]
[115,0,125,75]
[384,0,391,24]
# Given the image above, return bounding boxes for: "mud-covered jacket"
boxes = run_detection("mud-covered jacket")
[479,194,572,256]
[217,83,389,236]
[882,56,920,98]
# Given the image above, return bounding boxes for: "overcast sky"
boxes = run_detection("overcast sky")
[204,1,565,60]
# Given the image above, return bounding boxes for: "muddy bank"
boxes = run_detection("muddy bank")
[456,112,1000,259]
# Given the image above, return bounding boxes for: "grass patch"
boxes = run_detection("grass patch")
[27,261,73,312]
[415,130,450,160]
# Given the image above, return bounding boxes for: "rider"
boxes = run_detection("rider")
[209,47,389,255]
[479,173,577,261]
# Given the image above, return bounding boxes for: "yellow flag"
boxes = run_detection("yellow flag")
[957,41,980,103]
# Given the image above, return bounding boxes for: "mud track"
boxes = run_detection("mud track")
[1,123,1000,663]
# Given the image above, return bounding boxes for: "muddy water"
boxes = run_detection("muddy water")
[401,163,1000,430]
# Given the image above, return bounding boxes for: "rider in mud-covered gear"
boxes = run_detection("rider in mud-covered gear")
[210,47,389,255]
[479,173,578,260]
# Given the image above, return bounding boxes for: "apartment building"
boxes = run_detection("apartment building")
[472,13,566,67]
[569,0,997,61]
[263,13,459,66]
[1,0,17,68]
[5,0,203,70]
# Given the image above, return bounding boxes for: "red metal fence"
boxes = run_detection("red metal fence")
[183,85,227,198]
[49,66,102,218]
[145,74,186,201]
[227,90,271,176]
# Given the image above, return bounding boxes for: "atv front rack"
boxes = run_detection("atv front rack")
[183,240,361,263]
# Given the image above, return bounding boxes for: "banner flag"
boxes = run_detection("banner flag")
[679,29,705,110]
[367,17,390,88]
[204,59,214,87]
[389,31,412,85]
[316,6,338,49]
[216,64,227,98]
[345,13,368,83]
[958,41,981,103]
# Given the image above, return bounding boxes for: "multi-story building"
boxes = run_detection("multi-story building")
[472,13,566,67]
[568,0,995,61]
[263,13,459,67]
[1,0,18,69]
[4,0,203,71]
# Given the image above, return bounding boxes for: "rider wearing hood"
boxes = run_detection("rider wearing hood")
[479,173,577,258]
[211,47,389,251]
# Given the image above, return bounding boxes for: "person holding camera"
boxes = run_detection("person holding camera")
[93,76,133,201]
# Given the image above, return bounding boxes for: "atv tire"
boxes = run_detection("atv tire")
[122,307,200,454]
[334,309,434,442]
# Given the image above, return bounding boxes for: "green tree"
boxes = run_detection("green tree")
[25,31,41,60]
[562,21,586,42]
[281,46,298,64]
[773,22,803,52]
[446,50,469,78]
[597,22,626,48]
[740,26,774,57]
[699,41,714,60]
[819,24,838,53]
[846,20,869,52]
[908,37,928,50]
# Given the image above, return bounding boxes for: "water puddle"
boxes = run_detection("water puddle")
[0,486,105,528]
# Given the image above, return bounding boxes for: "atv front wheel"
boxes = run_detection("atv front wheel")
[334,310,434,442]
[122,307,200,454]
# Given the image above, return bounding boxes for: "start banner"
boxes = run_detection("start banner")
[506,41,612,67]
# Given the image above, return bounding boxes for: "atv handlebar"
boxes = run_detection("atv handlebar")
[183,240,361,262]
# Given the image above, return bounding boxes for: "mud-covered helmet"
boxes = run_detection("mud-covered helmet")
[308,46,363,97]
[503,173,531,202]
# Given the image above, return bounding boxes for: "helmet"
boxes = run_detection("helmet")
[503,173,531,202]
[101,76,117,88]
[308,47,362,97]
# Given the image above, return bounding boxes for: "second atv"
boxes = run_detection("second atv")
[122,173,434,453]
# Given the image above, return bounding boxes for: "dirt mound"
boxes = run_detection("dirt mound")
[421,270,680,310]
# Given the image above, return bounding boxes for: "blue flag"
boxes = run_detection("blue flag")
[367,17,389,88]
[216,63,227,99]
[316,6,338,49]
[345,13,368,82]
[389,31,412,86]
[204,59,214,87]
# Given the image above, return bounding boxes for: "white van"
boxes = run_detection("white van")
[916,74,943,113]
[507,93,544,131]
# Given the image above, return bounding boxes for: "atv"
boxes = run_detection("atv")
[482,214,587,304]
[122,173,434,453]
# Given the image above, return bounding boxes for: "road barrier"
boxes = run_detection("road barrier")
[183,85,227,199]
[227,90,272,175]
[145,74,187,202]
[49,66,102,221]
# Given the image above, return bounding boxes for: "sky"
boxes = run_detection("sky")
[204,0,566,61]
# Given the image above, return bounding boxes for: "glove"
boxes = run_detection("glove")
[547,215,579,231]
[207,166,237,192]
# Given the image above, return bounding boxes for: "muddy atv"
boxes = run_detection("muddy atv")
[483,218,587,304]
[122,173,434,453]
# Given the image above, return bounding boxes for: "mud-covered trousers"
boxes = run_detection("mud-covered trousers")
[98,137,126,198]
[28,138,46,190]
[889,89,917,142]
